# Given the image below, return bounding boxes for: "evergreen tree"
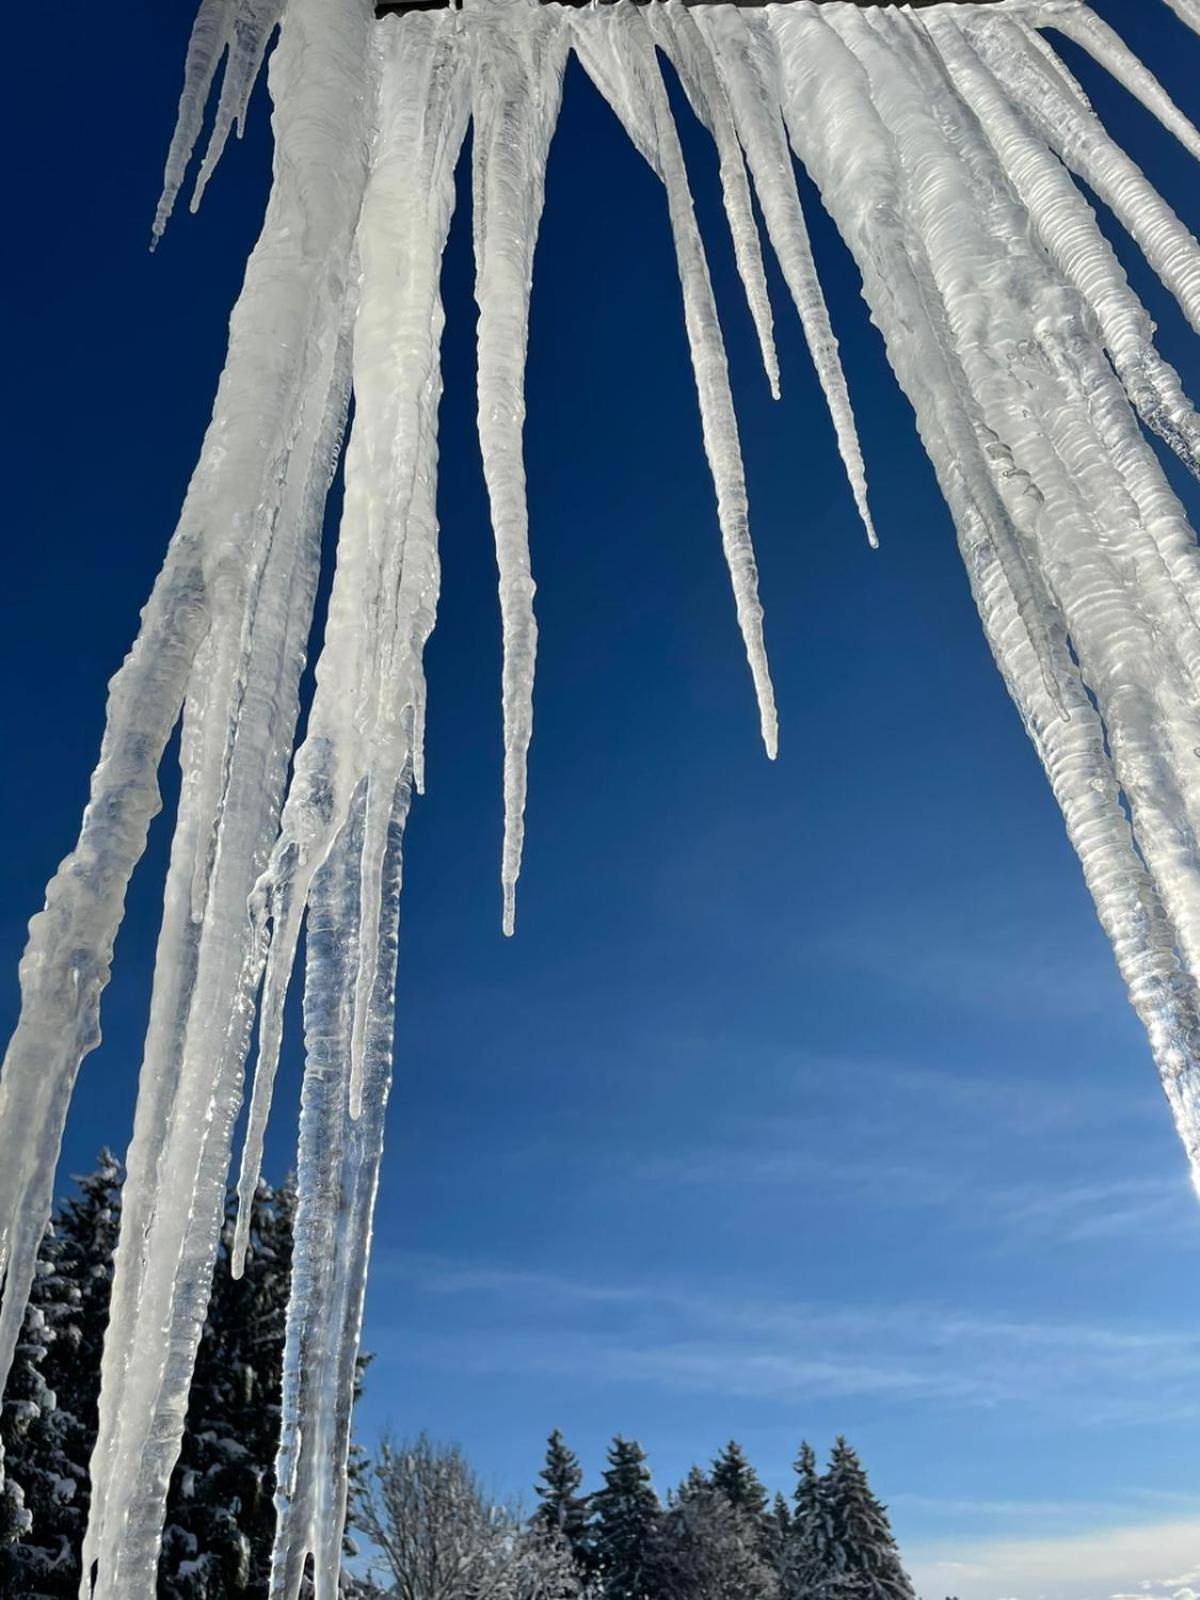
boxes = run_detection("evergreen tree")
[2,1159,367,1597]
[818,1439,915,1600]
[651,1467,777,1600]
[0,1150,123,1599]
[534,1430,593,1578]
[159,1178,299,1598]
[709,1442,768,1522]
[765,1493,791,1570]
[0,1234,81,1598]
[591,1438,659,1600]
[790,1443,819,1524]
[782,1442,833,1599]
[44,1149,123,1427]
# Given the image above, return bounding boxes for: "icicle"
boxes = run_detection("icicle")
[238,0,469,1184]
[9,6,1200,1591]
[0,0,364,1517]
[1165,0,1200,41]
[768,5,1065,717]
[771,0,1200,1187]
[964,14,1200,337]
[693,4,876,548]
[1021,15,1095,113]
[265,14,470,1574]
[152,0,236,245]
[844,3,1200,1166]
[927,15,1200,481]
[192,0,288,216]
[572,4,777,759]
[1031,3,1200,163]
[270,775,409,1600]
[644,4,781,400]
[472,2,569,936]
[75,2,374,1592]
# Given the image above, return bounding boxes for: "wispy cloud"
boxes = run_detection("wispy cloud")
[370,1255,1200,1423]
[821,896,1118,1022]
[635,1137,1195,1248]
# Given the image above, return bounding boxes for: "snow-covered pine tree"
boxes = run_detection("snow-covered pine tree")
[766,1492,791,1570]
[45,1149,123,1428]
[782,1441,833,1600]
[0,1150,123,1598]
[709,1442,769,1523]
[533,1429,593,1580]
[651,1466,778,1600]
[0,1234,80,1598]
[591,1437,659,1600]
[818,1439,915,1600]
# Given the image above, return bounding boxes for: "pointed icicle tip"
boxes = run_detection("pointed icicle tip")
[502,881,517,938]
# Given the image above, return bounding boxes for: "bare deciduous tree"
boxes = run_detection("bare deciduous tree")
[352,1434,588,1600]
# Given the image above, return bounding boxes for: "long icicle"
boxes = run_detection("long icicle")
[849,1,1200,1166]
[572,2,778,758]
[694,3,876,548]
[1165,0,1200,40]
[0,0,367,1512]
[774,0,1200,1184]
[770,7,1065,697]
[472,1,569,937]
[645,2,781,400]
[78,1,374,1590]
[1033,3,1200,162]
[8,7,1200,1592]
[152,0,237,245]
[191,0,288,216]
[269,775,410,1600]
[237,3,470,1216]
[268,14,470,1586]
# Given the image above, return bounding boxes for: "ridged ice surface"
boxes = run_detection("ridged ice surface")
[2,0,1199,1593]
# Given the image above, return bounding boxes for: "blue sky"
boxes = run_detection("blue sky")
[3,3,1200,1597]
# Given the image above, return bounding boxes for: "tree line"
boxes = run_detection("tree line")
[0,1154,931,1599]
[350,1429,920,1600]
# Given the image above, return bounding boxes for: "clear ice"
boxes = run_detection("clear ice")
[1,2,1199,1595]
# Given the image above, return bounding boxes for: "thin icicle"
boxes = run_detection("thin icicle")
[472,3,569,936]
[152,0,236,245]
[964,14,1200,336]
[192,0,287,216]
[1165,0,1200,40]
[694,4,876,547]
[1032,3,1200,163]
[645,3,781,400]
[572,3,777,758]
[1020,14,1095,112]
[271,775,409,1600]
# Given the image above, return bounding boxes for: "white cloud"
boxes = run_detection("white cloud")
[906,1517,1200,1600]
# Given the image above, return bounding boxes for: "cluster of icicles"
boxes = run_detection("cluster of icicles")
[3,0,1200,1592]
